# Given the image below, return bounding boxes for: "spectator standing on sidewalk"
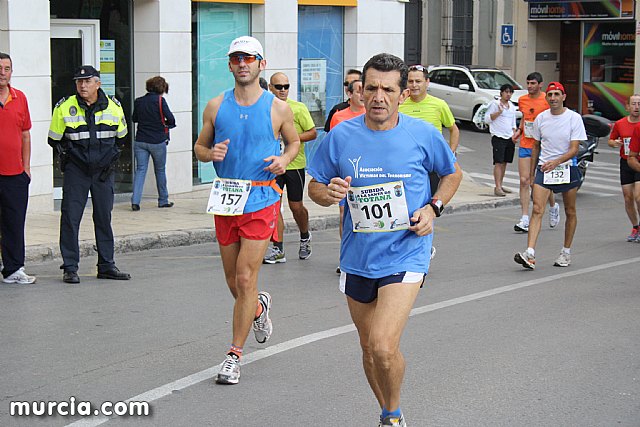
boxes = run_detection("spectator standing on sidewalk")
[514,82,586,270]
[131,76,176,211]
[484,84,518,197]
[608,94,640,242]
[514,72,560,233]
[0,52,36,284]
[48,65,130,284]
[263,72,317,264]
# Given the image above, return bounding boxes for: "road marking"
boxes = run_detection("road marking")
[467,172,621,194]
[65,256,640,427]
[456,145,474,153]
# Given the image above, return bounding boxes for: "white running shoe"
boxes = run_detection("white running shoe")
[549,203,560,228]
[514,219,529,233]
[299,234,312,260]
[554,252,571,267]
[514,251,536,270]
[216,354,240,384]
[3,267,36,284]
[253,291,273,343]
[263,246,286,264]
[381,414,407,426]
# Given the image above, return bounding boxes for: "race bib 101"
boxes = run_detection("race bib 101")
[347,181,410,232]
[206,178,251,215]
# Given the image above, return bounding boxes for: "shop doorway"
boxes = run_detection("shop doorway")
[50,19,100,199]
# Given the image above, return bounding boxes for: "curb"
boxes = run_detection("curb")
[25,197,519,264]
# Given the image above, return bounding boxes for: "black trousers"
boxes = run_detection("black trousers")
[0,172,30,278]
[60,162,115,273]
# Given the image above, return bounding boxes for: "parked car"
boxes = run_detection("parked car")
[427,65,527,132]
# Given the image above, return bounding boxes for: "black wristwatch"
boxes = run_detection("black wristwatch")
[428,197,444,217]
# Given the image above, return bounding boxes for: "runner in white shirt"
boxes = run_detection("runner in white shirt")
[485,84,517,196]
[514,82,587,270]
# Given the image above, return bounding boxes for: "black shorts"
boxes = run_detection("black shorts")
[492,135,515,164]
[275,169,306,202]
[534,165,582,193]
[620,158,640,185]
[339,271,425,303]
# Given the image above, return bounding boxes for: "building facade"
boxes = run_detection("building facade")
[0,0,405,212]
[417,0,638,118]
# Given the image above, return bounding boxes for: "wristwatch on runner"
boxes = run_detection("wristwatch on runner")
[428,197,444,217]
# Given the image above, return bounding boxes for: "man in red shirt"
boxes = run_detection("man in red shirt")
[0,52,36,284]
[609,94,640,241]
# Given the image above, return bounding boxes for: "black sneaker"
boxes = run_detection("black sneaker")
[97,267,131,280]
[63,271,80,284]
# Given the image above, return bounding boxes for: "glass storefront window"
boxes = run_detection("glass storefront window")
[582,22,635,120]
[298,6,344,127]
[50,0,133,193]
[298,5,344,162]
[191,2,250,185]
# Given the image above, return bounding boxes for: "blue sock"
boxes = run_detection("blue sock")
[381,407,402,419]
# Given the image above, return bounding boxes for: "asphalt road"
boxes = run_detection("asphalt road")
[2,152,639,427]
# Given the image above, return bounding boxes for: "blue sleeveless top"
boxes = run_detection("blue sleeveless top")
[213,89,281,213]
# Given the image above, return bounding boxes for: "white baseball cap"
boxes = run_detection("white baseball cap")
[227,36,264,57]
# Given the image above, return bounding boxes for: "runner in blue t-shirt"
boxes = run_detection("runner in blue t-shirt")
[194,36,300,385]
[308,53,462,427]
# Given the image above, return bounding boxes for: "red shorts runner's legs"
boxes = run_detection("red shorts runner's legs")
[214,201,280,246]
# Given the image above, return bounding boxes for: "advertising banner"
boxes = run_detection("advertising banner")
[582,22,635,120]
[528,0,635,20]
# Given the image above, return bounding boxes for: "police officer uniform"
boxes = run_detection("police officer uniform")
[48,65,131,283]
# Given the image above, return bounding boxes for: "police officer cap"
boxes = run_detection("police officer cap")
[73,65,100,80]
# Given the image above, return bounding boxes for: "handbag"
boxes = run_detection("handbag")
[158,95,170,141]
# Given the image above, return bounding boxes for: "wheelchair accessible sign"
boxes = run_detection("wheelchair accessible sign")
[501,25,514,46]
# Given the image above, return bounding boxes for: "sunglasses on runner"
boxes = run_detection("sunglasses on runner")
[229,54,262,65]
[273,84,290,90]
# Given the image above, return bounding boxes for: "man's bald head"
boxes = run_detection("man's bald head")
[269,72,290,101]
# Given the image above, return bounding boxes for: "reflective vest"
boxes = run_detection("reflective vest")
[48,90,128,169]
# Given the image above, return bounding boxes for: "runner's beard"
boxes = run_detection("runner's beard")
[234,68,260,86]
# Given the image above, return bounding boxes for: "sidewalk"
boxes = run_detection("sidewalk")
[24,174,519,264]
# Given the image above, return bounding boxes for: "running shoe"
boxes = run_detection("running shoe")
[514,251,536,270]
[514,219,529,233]
[263,246,286,264]
[549,203,560,228]
[381,414,407,427]
[626,228,639,242]
[216,354,240,384]
[299,234,312,260]
[2,267,36,284]
[253,291,273,343]
[554,252,571,267]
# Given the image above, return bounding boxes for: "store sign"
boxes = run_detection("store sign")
[99,40,116,96]
[528,0,635,21]
[300,58,326,120]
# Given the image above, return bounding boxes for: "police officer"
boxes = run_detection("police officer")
[48,65,131,284]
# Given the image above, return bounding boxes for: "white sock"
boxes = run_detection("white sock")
[526,247,535,257]
[522,215,529,223]
[562,247,570,254]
